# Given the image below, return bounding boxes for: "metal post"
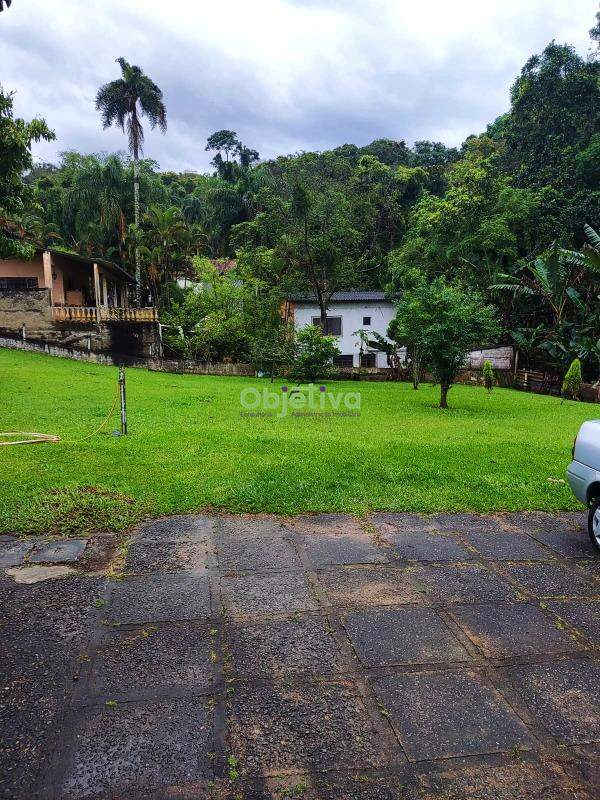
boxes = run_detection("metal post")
[119,366,128,435]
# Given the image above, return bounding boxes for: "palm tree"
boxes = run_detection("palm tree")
[96,57,167,304]
[64,154,133,254]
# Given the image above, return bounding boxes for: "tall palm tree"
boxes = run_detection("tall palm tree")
[96,57,167,304]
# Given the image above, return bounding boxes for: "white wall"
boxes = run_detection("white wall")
[293,300,397,368]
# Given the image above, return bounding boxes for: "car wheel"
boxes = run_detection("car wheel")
[588,501,600,554]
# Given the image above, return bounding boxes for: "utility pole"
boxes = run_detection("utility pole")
[119,366,128,435]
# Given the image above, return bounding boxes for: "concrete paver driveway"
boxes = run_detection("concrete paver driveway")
[1,512,599,799]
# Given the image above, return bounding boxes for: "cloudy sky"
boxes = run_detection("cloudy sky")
[1,0,597,172]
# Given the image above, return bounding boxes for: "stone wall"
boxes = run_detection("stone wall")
[0,289,53,332]
[0,335,254,376]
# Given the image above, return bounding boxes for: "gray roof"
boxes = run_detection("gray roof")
[292,290,391,303]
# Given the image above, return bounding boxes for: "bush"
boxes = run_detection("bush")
[483,360,496,394]
[288,325,341,382]
[248,324,295,378]
[562,358,582,400]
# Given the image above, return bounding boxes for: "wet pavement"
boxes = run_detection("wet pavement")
[0,512,599,799]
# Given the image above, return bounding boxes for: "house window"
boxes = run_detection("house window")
[333,354,354,368]
[312,315,342,336]
[362,316,371,326]
[0,277,39,291]
[360,353,376,368]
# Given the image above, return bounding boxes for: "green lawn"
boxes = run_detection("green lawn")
[0,348,597,535]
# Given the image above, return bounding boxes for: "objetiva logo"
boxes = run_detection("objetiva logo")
[240,384,361,418]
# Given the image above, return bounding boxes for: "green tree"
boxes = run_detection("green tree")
[288,183,359,327]
[0,88,54,258]
[562,358,582,400]
[483,360,496,394]
[205,130,259,182]
[137,204,203,306]
[96,57,167,302]
[393,280,500,408]
[289,325,341,382]
[161,257,282,362]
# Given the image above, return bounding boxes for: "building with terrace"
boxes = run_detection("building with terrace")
[0,249,159,356]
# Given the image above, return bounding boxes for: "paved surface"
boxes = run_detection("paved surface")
[1,512,599,799]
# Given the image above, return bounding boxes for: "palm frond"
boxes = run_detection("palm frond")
[584,223,600,251]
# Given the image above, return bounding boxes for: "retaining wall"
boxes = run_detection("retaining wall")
[0,289,53,330]
[0,335,254,376]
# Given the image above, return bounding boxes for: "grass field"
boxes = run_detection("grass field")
[0,348,597,535]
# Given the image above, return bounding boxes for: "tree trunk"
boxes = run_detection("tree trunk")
[319,304,327,330]
[412,355,420,390]
[133,157,141,307]
[440,383,449,409]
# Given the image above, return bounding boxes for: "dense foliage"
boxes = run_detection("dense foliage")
[0,89,54,258]
[2,15,599,381]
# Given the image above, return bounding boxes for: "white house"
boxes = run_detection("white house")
[287,291,397,369]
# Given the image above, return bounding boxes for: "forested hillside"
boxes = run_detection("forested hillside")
[3,18,600,378]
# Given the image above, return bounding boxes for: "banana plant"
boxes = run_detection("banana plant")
[491,242,587,328]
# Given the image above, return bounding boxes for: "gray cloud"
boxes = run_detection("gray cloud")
[1,0,596,172]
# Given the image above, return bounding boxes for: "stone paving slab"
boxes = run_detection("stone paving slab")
[562,744,600,797]
[134,514,216,542]
[227,680,394,776]
[220,571,318,616]
[528,529,598,559]
[29,538,87,564]
[373,669,534,761]
[450,601,580,658]
[0,574,103,800]
[506,659,600,745]
[124,538,211,574]
[107,572,211,624]
[431,513,506,534]
[382,530,473,562]
[414,563,516,604]
[292,513,367,536]
[418,758,592,800]
[502,562,600,599]
[461,529,553,561]
[216,533,302,571]
[219,772,418,800]
[503,512,584,535]
[227,616,349,678]
[61,697,213,799]
[91,621,217,695]
[0,540,33,567]
[315,564,424,606]
[343,606,470,667]
[547,600,600,645]
[371,511,432,532]
[300,531,386,567]
[219,515,293,538]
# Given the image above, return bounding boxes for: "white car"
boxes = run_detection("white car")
[567,420,600,553]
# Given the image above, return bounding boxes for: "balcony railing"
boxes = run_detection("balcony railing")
[53,306,158,324]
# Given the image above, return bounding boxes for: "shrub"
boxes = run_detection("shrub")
[288,325,341,382]
[248,324,295,378]
[562,358,582,400]
[483,360,496,394]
